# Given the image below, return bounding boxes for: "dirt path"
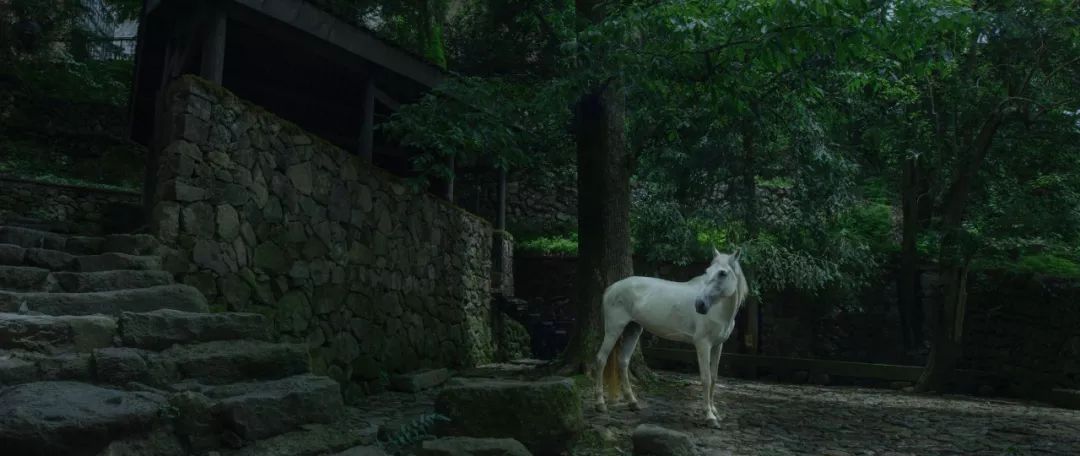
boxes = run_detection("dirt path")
[587,372,1080,456]
[347,365,1080,456]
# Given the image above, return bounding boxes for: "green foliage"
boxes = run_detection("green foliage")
[9,58,133,107]
[835,203,898,255]
[518,232,578,256]
[1013,255,1080,279]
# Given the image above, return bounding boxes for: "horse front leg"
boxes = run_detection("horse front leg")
[709,343,724,419]
[695,340,720,428]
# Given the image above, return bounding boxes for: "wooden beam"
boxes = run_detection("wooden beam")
[232,0,445,89]
[199,8,227,83]
[373,86,402,111]
[359,77,375,162]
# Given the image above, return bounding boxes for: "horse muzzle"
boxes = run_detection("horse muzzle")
[694,298,709,315]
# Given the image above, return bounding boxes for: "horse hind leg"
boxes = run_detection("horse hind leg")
[593,322,626,413]
[617,322,644,410]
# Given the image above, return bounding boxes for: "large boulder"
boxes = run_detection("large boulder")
[416,437,532,456]
[434,377,583,455]
[0,381,167,456]
[631,424,697,456]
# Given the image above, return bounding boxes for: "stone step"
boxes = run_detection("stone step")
[0,266,174,292]
[1,350,94,385]
[118,309,271,350]
[49,269,175,292]
[217,407,378,456]
[73,252,163,273]
[0,381,167,456]
[0,226,161,256]
[0,312,117,354]
[0,216,83,235]
[0,265,51,291]
[0,243,162,272]
[0,284,209,316]
[200,374,344,441]
[160,340,311,385]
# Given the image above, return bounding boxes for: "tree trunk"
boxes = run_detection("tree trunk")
[916,111,1002,392]
[916,261,969,392]
[741,126,760,354]
[559,83,635,376]
[898,157,922,354]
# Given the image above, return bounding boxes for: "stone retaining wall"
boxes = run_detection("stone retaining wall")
[0,175,143,235]
[150,76,495,398]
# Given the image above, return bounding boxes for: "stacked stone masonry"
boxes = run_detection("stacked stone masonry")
[0,176,143,236]
[0,224,359,456]
[151,76,496,398]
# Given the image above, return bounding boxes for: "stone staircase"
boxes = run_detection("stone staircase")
[0,224,374,456]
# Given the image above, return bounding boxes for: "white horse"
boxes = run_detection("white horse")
[593,248,748,427]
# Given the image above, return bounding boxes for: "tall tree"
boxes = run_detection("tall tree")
[558,0,636,381]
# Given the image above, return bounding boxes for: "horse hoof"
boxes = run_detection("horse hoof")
[596,403,608,413]
[706,417,721,429]
[628,401,642,411]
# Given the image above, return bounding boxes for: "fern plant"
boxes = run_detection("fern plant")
[376,413,451,454]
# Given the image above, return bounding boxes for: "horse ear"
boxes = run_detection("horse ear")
[712,246,721,259]
[731,248,743,263]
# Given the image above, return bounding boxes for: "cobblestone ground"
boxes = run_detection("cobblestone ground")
[590,371,1080,456]
[348,365,1080,456]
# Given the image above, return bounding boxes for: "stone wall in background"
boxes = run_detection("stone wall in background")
[0,175,143,235]
[458,168,578,235]
[151,76,495,398]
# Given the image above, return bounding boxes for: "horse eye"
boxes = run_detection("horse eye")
[719,270,729,277]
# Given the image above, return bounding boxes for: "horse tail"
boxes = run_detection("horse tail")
[603,337,622,401]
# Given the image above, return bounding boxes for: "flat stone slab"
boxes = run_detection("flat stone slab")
[0,381,166,456]
[0,284,209,316]
[632,424,697,456]
[390,368,451,393]
[49,270,174,293]
[0,312,117,353]
[161,340,310,385]
[74,252,162,273]
[0,226,69,251]
[435,377,584,455]
[0,354,37,384]
[207,374,345,440]
[0,243,27,265]
[102,233,161,256]
[24,247,76,270]
[119,309,270,350]
[0,265,51,291]
[417,437,532,456]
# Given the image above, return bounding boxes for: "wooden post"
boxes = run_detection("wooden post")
[359,76,375,162]
[200,9,227,83]
[746,299,760,354]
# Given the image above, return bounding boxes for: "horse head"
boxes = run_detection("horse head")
[694,247,743,315]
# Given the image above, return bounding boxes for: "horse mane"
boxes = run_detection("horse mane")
[730,259,750,309]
